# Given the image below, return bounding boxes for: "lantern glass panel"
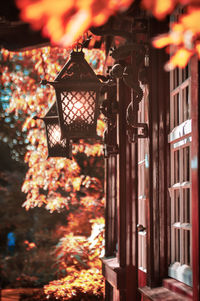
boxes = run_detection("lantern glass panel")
[60,90,96,133]
[47,123,66,148]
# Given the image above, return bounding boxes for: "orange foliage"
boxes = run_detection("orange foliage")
[142,0,175,20]
[45,218,105,299]
[66,196,104,236]
[144,2,200,69]
[152,6,200,69]
[2,46,105,298]
[1,46,105,211]
[44,267,104,300]
[24,240,37,250]
[15,0,132,47]
[142,0,200,20]
[15,0,200,70]
[165,48,193,70]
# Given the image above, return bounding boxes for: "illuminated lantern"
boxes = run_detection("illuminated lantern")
[35,102,72,158]
[41,48,102,140]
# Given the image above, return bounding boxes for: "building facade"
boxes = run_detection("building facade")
[102,7,200,301]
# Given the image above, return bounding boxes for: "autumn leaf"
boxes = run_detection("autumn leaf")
[15,0,132,47]
[152,5,200,69]
[2,44,105,299]
[142,0,176,20]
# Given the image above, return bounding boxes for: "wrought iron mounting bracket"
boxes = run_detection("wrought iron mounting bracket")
[109,61,149,143]
[103,144,119,158]
[125,53,149,143]
[125,67,149,143]
[127,122,149,143]
[98,73,119,158]
[91,16,149,144]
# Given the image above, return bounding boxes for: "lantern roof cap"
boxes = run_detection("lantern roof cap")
[45,102,57,117]
[54,49,101,83]
[40,102,58,121]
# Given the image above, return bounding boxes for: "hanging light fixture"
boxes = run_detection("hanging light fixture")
[41,47,102,141]
[34,102,72,159]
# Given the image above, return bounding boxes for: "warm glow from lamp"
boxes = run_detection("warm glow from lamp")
[73,99,83,115]
[48,124,62,147]
[66,97,84,122]
[53,126,61,142]
[61,91,95,127]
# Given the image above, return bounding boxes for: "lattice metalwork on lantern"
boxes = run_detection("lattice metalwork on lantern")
[35,102,72,158]
[41,49,101,140]
[60,90,96,132]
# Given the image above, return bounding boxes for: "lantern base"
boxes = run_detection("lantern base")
[47,143,72,159]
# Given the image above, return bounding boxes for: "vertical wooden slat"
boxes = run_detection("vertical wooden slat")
[127,140,139,300]
[190,56,200,301]
[115,78,127,300]
[138,83,148,279]
[105,86,118,259]
[105,158,110,257]
[106,158,116,256]
[180,147,184,265]
[143,86,150,283]
[147,45,160,287]
[111,156,117,254]
[147,18,170,287]
[118,78,127,269]
[129,98,139,300]
[171,192,175,263]
[158,43,170,281]
[147,44,158,287]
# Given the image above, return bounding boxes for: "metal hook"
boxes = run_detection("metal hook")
[75,43,83,52]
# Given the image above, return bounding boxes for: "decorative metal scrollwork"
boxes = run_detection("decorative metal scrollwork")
[124,65,149,143]
[126,101,148,143]
[110,61,149,143]
[91,16,149,147]
[100,80,119,158]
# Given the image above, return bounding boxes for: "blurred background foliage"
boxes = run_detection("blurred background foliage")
[0,46,105,300]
